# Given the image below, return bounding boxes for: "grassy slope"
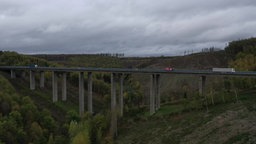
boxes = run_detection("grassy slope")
[115,90,256,144]
[121,51,227,69]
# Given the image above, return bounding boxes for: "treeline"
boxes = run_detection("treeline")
[0,51,54,67]
[225,37,256,60]
[224,37,256,90]
[34,53,124,62]
[201,47,222,53]
[97,53,124,57]
[225,37,256,71]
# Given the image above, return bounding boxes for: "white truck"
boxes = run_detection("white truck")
[212,68,235,72]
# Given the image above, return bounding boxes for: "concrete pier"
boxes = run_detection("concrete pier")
[52,71,58,102]
[30,70,35,90]
[79,72,85,116]
[199,76,206,96]
[111,73,117,137]
[87,72,93,113]
[40,71,45,88]
[150,74,156,115]
[119,73,124,117]
[150,74,161,114]
[62,73,67,101]
[11,70,16,79]
[199,75,208,111]
[155,74,160,110]
[21,71,26,78]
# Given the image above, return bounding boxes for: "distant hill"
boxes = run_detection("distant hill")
[120,50,227,70]
[32,50,228,70]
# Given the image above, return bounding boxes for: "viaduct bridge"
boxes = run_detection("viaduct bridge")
[1,66,256,136]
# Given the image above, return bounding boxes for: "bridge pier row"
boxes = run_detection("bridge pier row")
[119,73,124,117]
[79,72,85,116]
[11,70,16,79]
[40,71,45,88]
[62,73,67,101]
[52,71,58,102]
[30,70,36,90]
[111,73,117,137]
[88,72,93,113]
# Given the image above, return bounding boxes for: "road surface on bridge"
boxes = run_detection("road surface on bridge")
[0,66,256,76]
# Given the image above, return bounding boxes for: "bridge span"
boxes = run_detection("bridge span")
[1,66,256,75]
[1,66,256,136]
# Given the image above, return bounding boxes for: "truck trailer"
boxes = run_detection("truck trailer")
[212,68,235,72]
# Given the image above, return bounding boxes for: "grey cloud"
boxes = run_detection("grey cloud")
[0,0,256,56]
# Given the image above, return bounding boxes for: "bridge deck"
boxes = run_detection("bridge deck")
[0,66,256,76]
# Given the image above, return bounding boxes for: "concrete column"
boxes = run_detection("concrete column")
[52,71,58,102]
[120,73,124,117]
[62,73,67,101]
[21,71,26,78]
[111,73,117,137]
[150,74,156,115]
[11,70,16,79]
[87,72,93,113]
[155,74,160,110]
[30,70,35,90]
[199,76,208,112]
[40,71,45,88]
[199,76,206,96]
[79,72,85,116]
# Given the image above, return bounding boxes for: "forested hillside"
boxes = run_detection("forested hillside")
[0,52,67,143]
[0,51,146,143]
[226,37,256,71]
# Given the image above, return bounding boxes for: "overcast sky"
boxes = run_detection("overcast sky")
[0,0,256,56]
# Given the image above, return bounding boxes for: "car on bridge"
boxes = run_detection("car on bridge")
[29,64,38,68]
[164,67,174,71]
